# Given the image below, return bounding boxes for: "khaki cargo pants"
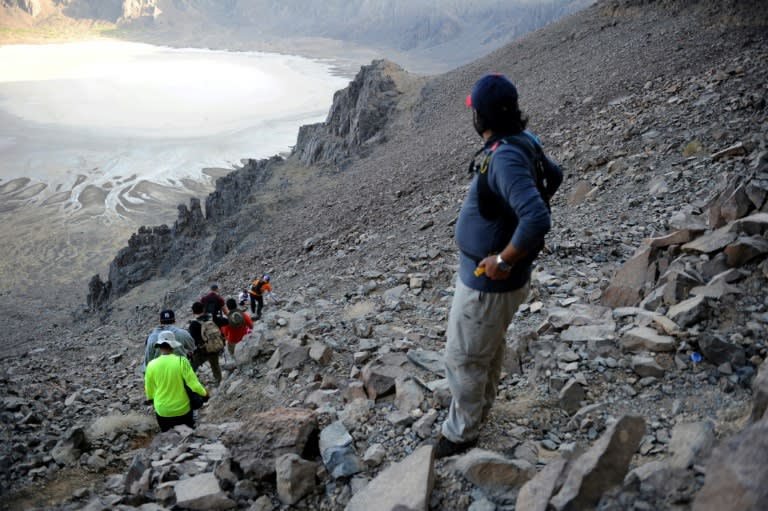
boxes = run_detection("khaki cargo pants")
[441,278,529,443]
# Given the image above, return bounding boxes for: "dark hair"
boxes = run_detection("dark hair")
[476,104,528,135]
[226,298,237,310]
[192,301,204,314]
[470,74,527,136]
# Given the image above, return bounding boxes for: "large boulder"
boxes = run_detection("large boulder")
[693,419,768,511]
[223,408,317,480]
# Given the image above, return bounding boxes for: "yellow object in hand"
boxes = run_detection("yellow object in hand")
[474,266,486,277]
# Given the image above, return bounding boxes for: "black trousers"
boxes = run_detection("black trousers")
[249,294,264,318]
[156,410,194,432]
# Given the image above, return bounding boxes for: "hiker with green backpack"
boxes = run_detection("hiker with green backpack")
[221,298,254,357]
[188,301,226,386]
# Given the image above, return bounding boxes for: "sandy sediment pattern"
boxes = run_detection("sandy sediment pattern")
[0,172,214,310]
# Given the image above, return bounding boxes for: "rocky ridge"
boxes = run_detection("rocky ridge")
[2,0,768,510]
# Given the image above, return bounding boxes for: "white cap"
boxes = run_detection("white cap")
[157,331,181,349]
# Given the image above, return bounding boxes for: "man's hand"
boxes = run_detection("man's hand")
[479,255,511,281]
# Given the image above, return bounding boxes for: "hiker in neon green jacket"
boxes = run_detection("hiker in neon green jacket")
[145,337,208,431]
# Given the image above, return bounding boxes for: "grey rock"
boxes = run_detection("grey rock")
[752,362,768,422]
[550,415,646,511]
[724,235,768,267]
[620,327,676,353]
[319,420,364,479]
[681,227,738,255]
[667,295,710,328]
[630,355,665,378]
[309,341,333,365]
[406,349,445,376]
[275,453,317,505]
[223,408,316,480]
[412,408,438,439]
[294,60,404,169]
[516,456,569,511]
[361,360,406,400]
[558,379,586,414]
[51,426,89,466]
[698,333,746,367]
[362,443,387,467]
[693,419,768,511]
[345,444,435,511]
[174,472,236,510]
[395,377,424,413]
[668,421,715,470]
[455,449,535,496]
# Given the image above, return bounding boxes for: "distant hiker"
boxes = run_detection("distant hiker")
[434,74,562,458]
[144,336,208,432]
[221,298,253,357]
[200,283,229,326]
[143,309,196,371]
[238,288,249,308]
[248,274,275,320]
[188,301,224,386]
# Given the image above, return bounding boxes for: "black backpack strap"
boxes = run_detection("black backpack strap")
[471,138,518,221]
[499,134,551,212]
[471,134,551,221]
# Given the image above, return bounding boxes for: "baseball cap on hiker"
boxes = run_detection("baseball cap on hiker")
[156,331,181,349]
[466,73,519,132]
[160,309,175,323]
[210,283,219,290]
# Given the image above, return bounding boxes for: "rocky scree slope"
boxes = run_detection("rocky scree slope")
[2,0,768,510]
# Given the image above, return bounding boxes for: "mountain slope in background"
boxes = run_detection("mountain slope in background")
[0,0,592,72]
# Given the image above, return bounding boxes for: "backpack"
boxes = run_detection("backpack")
[250,280,265,295]
[204,298,218,316]
[228,310,244,329]
[468,133,555,267]
[470,132,552,221]
[199,318,225,353]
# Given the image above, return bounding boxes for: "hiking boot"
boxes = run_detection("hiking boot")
[433,434,478,459]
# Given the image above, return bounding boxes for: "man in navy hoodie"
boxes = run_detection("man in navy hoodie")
[435,73,562,458]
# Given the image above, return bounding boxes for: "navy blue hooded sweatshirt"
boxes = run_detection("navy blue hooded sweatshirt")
[456,131,562,292]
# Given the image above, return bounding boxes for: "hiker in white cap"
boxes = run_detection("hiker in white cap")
[143,309,195,371]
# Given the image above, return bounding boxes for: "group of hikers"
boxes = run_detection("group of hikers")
[143,275,276,431]
[142,73,563,460]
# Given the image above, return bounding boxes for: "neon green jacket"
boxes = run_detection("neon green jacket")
[145,354,206,418]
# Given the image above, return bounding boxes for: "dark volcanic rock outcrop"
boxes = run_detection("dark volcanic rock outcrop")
[3,0,41,16]
[205,155,282,259]
[106,197,207,298]
[294,59,404,170]
[86,274,110,311]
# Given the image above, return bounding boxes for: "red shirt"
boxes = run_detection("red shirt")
[221,312,253,344]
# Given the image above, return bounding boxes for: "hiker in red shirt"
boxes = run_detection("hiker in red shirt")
[200,283,229,326]
[220,298,253,357]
